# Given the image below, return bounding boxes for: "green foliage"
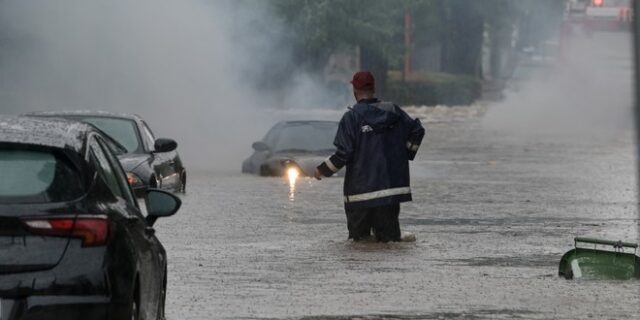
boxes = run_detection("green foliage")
[267,0,563,105]
[270,0,564,72]
[386,72,481,106]
[271,0,441,71]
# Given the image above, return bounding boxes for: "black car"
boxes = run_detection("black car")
[0,116,180,319]
[242,120,342,177]
[28,111,186,195]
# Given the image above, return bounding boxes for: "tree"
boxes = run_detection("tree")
[269,0,564,84]
[271,0,394,93]
[481,0,564,80]
[438,0,485,76]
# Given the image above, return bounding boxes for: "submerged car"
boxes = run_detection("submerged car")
[242,120,341,177]
[28,111,186,195]
[0,116,180,319]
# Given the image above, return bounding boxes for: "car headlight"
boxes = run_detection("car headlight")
[287,167,300,183]
[127,172,144,188]
[281,160,301,184]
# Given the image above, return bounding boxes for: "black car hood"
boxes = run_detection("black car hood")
[117,153,150,171]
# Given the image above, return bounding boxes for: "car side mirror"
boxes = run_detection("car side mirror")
[154,138,177,153]
[252,141,270,152]
[144,189,181,226]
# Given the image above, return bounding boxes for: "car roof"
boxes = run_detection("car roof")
[0,115,93,152]
[27,110,142,122]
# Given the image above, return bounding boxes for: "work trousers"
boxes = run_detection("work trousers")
[345,204,401,242]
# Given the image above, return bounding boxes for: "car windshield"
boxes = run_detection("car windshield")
[78,117,142,153]
[273,123,338,152]
[0,148,84,204]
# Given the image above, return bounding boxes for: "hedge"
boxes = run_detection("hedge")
[384,72,481,106]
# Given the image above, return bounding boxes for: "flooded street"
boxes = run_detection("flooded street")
[158,120,639,319]
[156,32,639,319]
[2,2,640,320]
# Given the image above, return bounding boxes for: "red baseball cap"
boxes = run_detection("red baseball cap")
[351,71,375,91]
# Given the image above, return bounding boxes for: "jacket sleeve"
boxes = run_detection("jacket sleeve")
[399,107,425,161]
[317,111,356,177]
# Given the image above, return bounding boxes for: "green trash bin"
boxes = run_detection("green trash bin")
[559,237,640,280]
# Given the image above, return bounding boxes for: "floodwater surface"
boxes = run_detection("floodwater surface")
[157,120,639,319]
[157,32,639,319]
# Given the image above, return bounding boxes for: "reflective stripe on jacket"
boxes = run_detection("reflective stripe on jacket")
[317,98,425,210]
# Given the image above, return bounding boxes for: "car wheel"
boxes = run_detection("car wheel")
[180,171,186,193]
[149,175,159,189]
[158,270,167,320]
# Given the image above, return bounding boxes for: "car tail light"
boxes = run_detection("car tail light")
[127,172,143,187]
[592,0,603,7]
[22,215,109,247]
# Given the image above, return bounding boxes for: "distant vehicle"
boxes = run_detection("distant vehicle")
[582,0,632,31]
[0,116,180,320]
[242,121,341,177]
[28,111,186,195]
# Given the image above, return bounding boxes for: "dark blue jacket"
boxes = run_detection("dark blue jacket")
[317,98,425,210]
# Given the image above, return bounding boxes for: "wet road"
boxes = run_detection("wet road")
[157,33,639,319]
[158,120,638,319]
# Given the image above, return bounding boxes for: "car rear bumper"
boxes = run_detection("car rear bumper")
[584,17,629,31]
[0,242,122,319]
[2,295,111,320]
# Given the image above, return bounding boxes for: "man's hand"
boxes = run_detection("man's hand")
[314,168,323,180]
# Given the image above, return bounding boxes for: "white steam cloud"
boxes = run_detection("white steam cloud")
[483,32,634,138]
[0,0,339,171]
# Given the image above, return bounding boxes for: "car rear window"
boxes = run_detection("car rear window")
[0,149,84,204]
[77,117,142,153]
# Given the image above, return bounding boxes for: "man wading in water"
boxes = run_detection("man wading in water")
[315,71,425,242]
